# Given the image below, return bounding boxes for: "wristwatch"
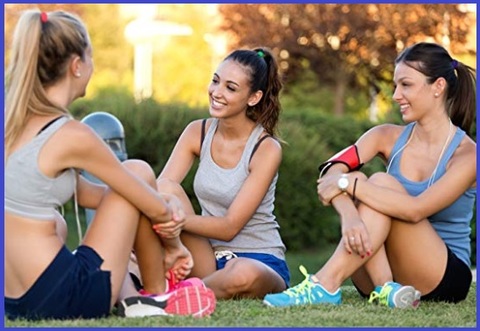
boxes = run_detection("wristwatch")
[337,174,349,192]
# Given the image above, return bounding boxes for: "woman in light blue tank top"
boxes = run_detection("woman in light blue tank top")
[157,48,291,299]
[5,9,215,320]
[264,42,476,308]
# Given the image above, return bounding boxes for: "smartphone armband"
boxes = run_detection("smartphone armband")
[318,145,363,177]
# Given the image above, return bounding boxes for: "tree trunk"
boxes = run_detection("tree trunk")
[333,74,346,116]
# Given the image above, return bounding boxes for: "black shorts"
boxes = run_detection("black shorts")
[353,246,472,303]
[421,246,472,303]
[5,245,111,320]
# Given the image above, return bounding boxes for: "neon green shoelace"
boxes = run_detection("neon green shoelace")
[368,284,393,306]
[283,265,317,303]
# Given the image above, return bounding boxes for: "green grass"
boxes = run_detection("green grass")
[4,249,477,328]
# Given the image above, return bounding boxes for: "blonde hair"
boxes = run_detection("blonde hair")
[5,10,89,155]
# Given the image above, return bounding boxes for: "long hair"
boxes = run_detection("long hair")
[223,47,283,137]
[395,42,476,136]
[5,10,89,155]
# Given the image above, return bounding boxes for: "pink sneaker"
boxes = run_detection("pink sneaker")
[166,269,206,292]
[169,277,206,292]
[139,276,206,297]
[118,286,216,318]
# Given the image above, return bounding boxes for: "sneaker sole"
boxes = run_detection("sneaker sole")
[392,286,420,309]
[118,286,216,318]
[117,296,168,317]
[412,290,421,308]
[164,286,216,318]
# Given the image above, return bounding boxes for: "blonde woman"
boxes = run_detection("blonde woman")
[5,9,215,320]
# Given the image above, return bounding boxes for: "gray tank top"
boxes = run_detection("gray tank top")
[5,116,76,221]
[193,118,286,259]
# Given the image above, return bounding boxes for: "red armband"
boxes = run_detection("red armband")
[318,145,363,177]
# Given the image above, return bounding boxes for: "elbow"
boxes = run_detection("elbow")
[403,207,427,223]
[219,229,239,242]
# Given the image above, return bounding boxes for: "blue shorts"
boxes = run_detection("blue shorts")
[216,252,290,287]
[5,245,111,320]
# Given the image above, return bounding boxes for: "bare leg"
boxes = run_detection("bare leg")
[157,179,217,278]
[203,258,286,299]
[82,161,153,307]
[351,173,447,296]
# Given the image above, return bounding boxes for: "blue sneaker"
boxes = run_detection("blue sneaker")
[263,265,341,307]
[368,281,421,308]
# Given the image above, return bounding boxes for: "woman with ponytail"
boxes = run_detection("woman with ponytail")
[156,47,290,299]
[5,9,216,320]
[264,42,476,308]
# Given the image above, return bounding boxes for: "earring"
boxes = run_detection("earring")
[434,92,439,97]
[75,72,81,78]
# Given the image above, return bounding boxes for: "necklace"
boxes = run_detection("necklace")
[387,121,454,187]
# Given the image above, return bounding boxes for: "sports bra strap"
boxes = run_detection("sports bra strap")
[37,116,64,136]
[249,134,273,162]
[200,118,207,149]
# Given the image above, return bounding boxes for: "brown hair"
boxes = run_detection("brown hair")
[224,47,283,137]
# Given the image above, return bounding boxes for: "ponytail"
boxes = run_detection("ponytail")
[448,61,476,136]
[224,47,283,137]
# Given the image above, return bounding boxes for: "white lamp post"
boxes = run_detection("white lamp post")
[125,12,192,102]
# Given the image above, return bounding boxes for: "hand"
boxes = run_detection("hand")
[341,216,372,258]
[317,174,345,206]
[162,193,186,223]
[163,243,194,281]
[152,194,186,238]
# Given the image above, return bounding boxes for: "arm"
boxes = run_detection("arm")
[76,175,107,209]
[158,119,204,183]
[317,124,400,204]
[317,124,402,255]
[56,121,172,224]
[351,137,476,222]
[184,137,282,241]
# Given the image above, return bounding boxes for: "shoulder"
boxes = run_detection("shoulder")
[452,133,476,162]
[183,118,211,136]
[357,123,405,146]
[368,123,405,137]
[251,133,282,164]
[60,119,102,142]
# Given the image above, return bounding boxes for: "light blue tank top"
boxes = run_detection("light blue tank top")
[193,118,286,259]
[5,116,76,221]
[387,122,476,266]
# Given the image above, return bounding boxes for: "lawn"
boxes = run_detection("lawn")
[4,249,477,328]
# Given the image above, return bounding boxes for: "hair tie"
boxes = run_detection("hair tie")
[257,50,265,58]
[451,59,458,70]
[40,12,48,23]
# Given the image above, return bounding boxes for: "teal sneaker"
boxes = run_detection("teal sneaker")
[263,265,341,307]
[368,281,421,308]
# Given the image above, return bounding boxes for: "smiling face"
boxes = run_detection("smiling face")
[207,59,261,119]
[392,62,437,123]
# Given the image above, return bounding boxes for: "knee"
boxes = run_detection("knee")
[220,260,260,297]
[123,159,156,186]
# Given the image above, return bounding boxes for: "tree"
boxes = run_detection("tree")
[218,4,474,116]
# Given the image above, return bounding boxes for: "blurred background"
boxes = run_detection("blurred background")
[4,3,477,268]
